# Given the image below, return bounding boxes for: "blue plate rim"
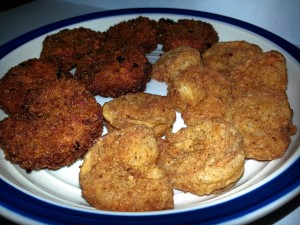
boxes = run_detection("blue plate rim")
[1,156,299,225]
[1,8,300,225]
[1,8,300,60]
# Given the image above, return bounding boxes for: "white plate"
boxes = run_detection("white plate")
[0,8,299,225]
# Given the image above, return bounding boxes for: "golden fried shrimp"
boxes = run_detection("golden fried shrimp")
[0,58,60,115]
[158,118,245,196]
[202,41,263,76]
[40,27,105,72]
[152,46,203,84]
[158,18,219,52]
[74,46,151,97]
[168,66,232,113]
[80,125,174,212]
[105,16,158,53]
[102,92,176,137]
[0,78,103,171]
[231,50,288,93]
[182,95,231,126]
[225,90,297,160]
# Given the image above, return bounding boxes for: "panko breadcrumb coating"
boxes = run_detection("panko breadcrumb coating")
[75,46,151,97]
[158,18,219,52]
[80,125,174,211]
[102,92,176,137]
[202,41,263,76]
[168,66,232,113]
[0,78,103,171]
[40,27,105,72]
[231,50,288,93]
[225,90,296,160]
[0,58,60,115]
[158,118,245,196]
[152,46,203,84]
[105,16,158,53]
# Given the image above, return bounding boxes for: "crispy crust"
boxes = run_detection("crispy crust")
[103,92,176,137]
[74,46,152,97]
[225,90,296,160]
[40,27,105,72]
[202,41,263,76]
[152,46,203,84]
[231,50,288,93]
[106,16,158,53]
[157,18,176,44]
[80,125,174,211]
[158,18,219,52]
[168,66,232,113]
[182,95,231,126]
[0,58,60,115]
[158,118,245,196]
[0,78,103,171]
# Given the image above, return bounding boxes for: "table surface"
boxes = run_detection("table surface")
[0,0,299,224]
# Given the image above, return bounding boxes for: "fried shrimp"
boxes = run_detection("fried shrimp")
[40,27,105,72]
[105,16,158,53]
[202,41,263,76]
[80,125,174,211]
[74,46,152,97]
[158,118,245,196]
[0,78,103,171]
[158,18,219,52]
[225,90,296,160]
[0,58,60,115]
[157,18,176,44]
[168,66,232,113]
[182,95,231,126]
[231,50,288,93]
[152,46,203,84]
[102,92,176,137]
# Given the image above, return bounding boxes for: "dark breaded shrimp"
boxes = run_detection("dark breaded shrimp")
[225,90,296,160]
[158,18,219,53]
[80,125,174,211]
[0,58,60,115]
[202,41,263,76]
[105,16,158,53]
[0,78,103,171]
[157,18,177,44]
[158,118,245,196]
[40,27,105,72]
[75,46,152,97]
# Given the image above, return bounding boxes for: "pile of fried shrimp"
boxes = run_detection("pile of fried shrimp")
[0,16,297,212]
